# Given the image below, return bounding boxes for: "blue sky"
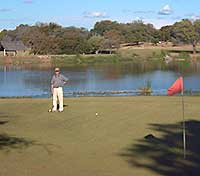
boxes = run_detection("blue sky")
[0,0,200,30]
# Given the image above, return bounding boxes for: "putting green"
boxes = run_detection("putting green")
[0,97,199,176]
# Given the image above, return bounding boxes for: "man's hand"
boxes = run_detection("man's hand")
[63,79,69,85]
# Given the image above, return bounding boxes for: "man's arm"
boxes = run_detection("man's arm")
[61,75,69,84]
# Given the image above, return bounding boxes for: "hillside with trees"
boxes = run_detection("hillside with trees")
[1,19,200,55]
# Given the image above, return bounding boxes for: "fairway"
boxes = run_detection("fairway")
[0,97,200,176]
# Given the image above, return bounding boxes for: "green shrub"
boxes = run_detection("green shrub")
[160,50,169,57]
[179,52,190,59]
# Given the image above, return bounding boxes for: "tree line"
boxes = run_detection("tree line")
[0,19,200,55]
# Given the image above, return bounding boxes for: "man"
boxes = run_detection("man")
[51,68,69,112]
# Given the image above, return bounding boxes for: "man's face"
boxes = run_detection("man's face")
[55,70,60,76]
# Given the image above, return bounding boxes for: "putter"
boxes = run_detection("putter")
[48,95,53,112]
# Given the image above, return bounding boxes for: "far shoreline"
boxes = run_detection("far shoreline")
[1,46,200,67]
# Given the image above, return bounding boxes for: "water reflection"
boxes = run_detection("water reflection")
[1,61,200,97]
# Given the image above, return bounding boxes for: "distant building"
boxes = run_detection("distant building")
[0,40,28,56]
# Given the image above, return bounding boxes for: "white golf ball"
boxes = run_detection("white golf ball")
[96,112,98,116]
[48,109,52,112]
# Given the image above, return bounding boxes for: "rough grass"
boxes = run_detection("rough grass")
[0,56,51,67]
[118,48,164,59]
[50,54,137,66]
[0,97,200,176]
[50,49,165,67]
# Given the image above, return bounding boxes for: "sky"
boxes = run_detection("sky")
[0,0,200,30]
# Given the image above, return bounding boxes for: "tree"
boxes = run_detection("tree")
[92,20,121,35]
[103,30,124,48]
[194,19,200,45]
[87,36,105,53]
[121,21,158,43]
[146,23,160,44]
[58,27,89,54]
[172,19,199,54]
[0,29,8,40]
[160,25,173,42]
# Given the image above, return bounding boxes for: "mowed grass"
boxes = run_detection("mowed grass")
[0,97,200,176]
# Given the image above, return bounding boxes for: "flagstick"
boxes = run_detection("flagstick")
[181,90,186,159]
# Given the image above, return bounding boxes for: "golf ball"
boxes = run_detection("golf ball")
[96,113,98,116]
[48,109,52,112]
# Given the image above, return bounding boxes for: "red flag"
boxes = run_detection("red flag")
[167,77,184,96]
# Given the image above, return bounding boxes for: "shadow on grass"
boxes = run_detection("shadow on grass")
[120,120,200,176]
[0,121,9,125]
[0,133,59,155]
[0,114,56,154]
[0,134,34,150]
[57,104,68,109]
[0,114,31,150]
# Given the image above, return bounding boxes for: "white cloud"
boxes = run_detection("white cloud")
[134,16,144,21]
[146,18,175,29]
[184,13,200,21]
[158,5,173,15]
[83,11,108,18]
[191,15,199,21]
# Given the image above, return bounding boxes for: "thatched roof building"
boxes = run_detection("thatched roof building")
[0,40,27,51]
[0,40,28,56]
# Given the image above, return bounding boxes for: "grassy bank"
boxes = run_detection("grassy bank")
[0,53,140,67]
[0,97,200,176]
[51,53,144,67]
[1,47,200,67]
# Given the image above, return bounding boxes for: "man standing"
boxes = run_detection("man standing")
[51,68,69,112]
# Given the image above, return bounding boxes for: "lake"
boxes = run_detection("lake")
[1,61,200,97]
